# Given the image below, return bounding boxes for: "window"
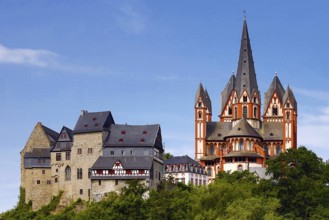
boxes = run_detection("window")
[234,107,238,118]
[110,150,114,155]
[198,111,202,119]
[56,153,61,161]
[88,168,91,179]
[115,180,119,185]
[276,146,281,155]
[66,152,71,160]
[42,170,45,174]
[122,150,125,155]
[243,96,247,102]
[209,145,214,155]
[130,150,134,155]
[98,180,101,185]
[47,180,51,184]
[88,148,93,154]
[239,139,244,151]
[37,180,40,184]
[80,189,83,195]
[228,107,232,115]
[286,112,290,120]
[238,165,243,172]
[56,169,58,173]
[253,97,257,103]
[243,106,247,118]
[65,166,71,181]
[264,144,269,155]
[55,178,58,183]
[272,106,278,116]
[286,103,290,108]
[77,168,83,179]
[253,107,257,118]
[61,133,67,139]
[77,148,82,155]
[198,102,202,107]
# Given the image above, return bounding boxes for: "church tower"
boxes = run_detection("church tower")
[282,86,297,151]
[195,83,212,160]
[220,17,261,129]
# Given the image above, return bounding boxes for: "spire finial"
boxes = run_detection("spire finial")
[275,72,278,76]
[232,71,235,76]
[243,10,246,20]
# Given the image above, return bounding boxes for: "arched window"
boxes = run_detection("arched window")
[234,107,238,119]
[228,107,232,115]
[239,139,244,151]
[238,164,243,172]
[272,105,278,116]
[286,112,290,120]
[253,97,257,103]
[207,167,212,176]
[198,102,202,107]
[243,96,247,102]
[276,145,281,155]
[65,166,71,181]
[198,111,202,119]
[263,144,269,155]
[243,106,247,118]
[253,107,257,118]
[209,145,214,155]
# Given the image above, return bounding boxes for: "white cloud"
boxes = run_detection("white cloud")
[0,44,58,67]
[117,4,145,35]
[294,87,329,102]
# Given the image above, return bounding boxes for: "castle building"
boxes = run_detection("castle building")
[164,155,209,186]
[21,110,164,210]
[194,18,297,179]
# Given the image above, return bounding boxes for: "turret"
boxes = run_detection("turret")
[282,86,297,151]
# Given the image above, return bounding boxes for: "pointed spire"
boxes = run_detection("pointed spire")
[283,85,297,112]
[264,75,285,112]
[235,18,258,97]
[195,83,212,113]
[220,74,236,113]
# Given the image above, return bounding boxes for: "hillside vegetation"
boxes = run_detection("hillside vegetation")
[1,146,329,220]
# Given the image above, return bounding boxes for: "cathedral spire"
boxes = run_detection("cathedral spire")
[235,18,258,98]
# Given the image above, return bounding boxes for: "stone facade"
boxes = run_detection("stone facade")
[20,111,164,210]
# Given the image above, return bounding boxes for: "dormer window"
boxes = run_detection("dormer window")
[140,138,145,143]
[143,131,147,135]
[121,131,125,135]
[119,138,123,143]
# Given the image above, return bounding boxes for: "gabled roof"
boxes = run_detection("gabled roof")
[24,148,50,158]
[283,86,297,112]
[195,83,212,114]
[42,125,59,145]
[104,124,162,149]
[92,156,153,170]
[220,74,236,113]
[264,75,285,112]
[73,111,115,134]
[222,151,263,158]
[164,155,201,166]
[206,122,232,141]
[224,118,262,139]
[235,18,259,97]
[51,126,74,152]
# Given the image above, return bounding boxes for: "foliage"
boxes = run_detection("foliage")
[2,146,329,219]
[163,152,173,160]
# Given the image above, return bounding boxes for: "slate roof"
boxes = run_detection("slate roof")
[199,155,220,161]
[195,83,212,114]
[164,155,201,166]
[264,75,285,113]
[225,118,262,139]
[235,18,259,98]
[262,122,283,141]
[206,122,231,141]
[220,75,236,113]
[222,151,262,158]
[92,156,153,170]
[42,125,59,144]
[249,167,272,179]
[104,124,162,148]
[283,86,297,112]
[24,148,50,158]
[73,111,115,134]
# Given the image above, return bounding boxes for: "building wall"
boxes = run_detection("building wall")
[70,132,104,201]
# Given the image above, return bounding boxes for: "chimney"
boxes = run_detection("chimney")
[81,110,88,116]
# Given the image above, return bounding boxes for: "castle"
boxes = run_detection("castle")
[194,18,297,179]
[21,110,164,210]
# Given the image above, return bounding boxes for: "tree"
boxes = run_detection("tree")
[163,152,173,160]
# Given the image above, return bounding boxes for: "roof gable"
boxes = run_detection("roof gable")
[225,118,262,139]
[73,111,115,134]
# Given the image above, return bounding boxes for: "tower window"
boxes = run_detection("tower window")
[253,107,257,118]
[286,103,290,108]
[243,106,247,118]
[272,106,278,116]
[243,72,246,76]
[243,96,247,102]
[198,102,202,107]
[253,97,256,103]
[286,112,290,120]
[198,111,202,119]
[244,60,246,63]
[234,107,238,119]
[228,107,232,115]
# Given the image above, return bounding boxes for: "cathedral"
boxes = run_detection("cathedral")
[194,18,297,179]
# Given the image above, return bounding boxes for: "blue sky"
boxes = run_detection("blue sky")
[1,0,329,212]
